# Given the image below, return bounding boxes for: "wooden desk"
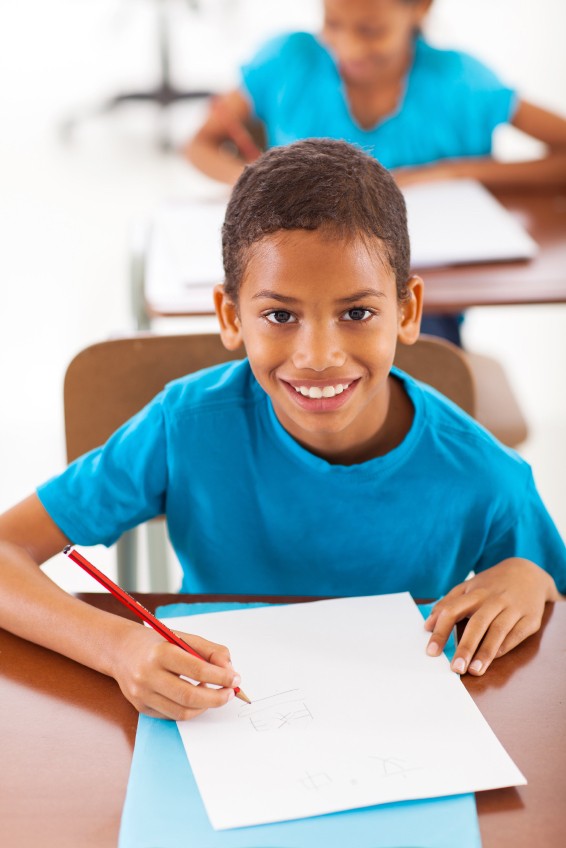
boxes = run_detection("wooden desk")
[422,189,566,313]
[1,595,564,848]
[139,189,566,325]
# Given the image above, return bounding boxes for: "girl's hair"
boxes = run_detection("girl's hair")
[222,139,411,302]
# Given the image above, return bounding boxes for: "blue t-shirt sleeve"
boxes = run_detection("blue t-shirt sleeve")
[451,50,518,145]
[240,33,289,121]
[240,32,322,126]
[474,468,566,593]
[37,394,168,548]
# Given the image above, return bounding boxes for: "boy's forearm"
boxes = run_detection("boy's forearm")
[0,541,137,679]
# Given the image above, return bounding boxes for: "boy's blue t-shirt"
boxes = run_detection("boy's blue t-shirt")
[38,361,565,597]
[241,33,518,169]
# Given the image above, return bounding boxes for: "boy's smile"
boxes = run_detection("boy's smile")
[216,229,422,464]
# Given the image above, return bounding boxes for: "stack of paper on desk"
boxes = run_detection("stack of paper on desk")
[403,179,538,268]
[144,180,538,313]
[166,593,525,831]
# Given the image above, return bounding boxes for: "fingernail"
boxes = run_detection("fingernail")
[452,657,466,674]
[470,660,483,673]
[232,674,241,686]
[227,689,235,699]
[427,642,440,657]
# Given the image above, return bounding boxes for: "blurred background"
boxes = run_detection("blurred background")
[1,0,565,590]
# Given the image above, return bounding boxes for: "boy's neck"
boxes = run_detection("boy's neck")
[291,375,414,466]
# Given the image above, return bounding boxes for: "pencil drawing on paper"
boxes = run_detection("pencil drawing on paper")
[298,770,333,791]
[238,688,314,732]
[368,755,423,779]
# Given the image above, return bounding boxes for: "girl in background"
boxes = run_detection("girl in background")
[184,0,566,344]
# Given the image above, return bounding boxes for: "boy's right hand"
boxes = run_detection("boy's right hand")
[111,624,240,720]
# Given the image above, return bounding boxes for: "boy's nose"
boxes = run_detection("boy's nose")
[291,327,346,372]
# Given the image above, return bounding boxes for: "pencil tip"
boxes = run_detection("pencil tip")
[236,689,252,704]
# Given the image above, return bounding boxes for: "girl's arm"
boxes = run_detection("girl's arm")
[182,90,261,185]
[394,99,566,189]
[0,495,238,719]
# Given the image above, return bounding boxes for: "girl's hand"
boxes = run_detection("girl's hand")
[424,558,560,676]
[111,624,240,720]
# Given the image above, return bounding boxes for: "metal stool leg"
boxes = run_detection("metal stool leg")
[116,529,139,590]
[146,521,171,591]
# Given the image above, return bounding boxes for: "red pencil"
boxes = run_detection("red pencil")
[63,545,251,704]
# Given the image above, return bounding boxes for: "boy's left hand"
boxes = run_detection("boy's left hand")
[424,558,560,676]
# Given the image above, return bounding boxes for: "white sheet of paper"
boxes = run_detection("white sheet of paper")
[403,179,538,268]
[144,180,537,313]
[145,201,226,313]
[167,594,525,830]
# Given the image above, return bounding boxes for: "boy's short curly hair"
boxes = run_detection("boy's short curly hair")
[222,138,411,302]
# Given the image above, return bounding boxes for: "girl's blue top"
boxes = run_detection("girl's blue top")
[241,32,518,168]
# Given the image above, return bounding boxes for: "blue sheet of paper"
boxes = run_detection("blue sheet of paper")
[119,602,482,848]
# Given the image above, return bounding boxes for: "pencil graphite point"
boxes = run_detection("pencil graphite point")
[236,689,252,704]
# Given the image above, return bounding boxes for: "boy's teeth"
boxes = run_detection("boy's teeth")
[294,383,349,398]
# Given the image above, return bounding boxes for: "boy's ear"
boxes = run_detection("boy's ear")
[397,275,424,345]
[213,284,244,350]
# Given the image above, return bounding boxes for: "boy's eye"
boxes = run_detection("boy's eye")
[265,310,296,324]
[342,307,373,321]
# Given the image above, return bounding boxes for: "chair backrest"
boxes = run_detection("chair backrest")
[64,333,475,462]
[394,335,475,417]
[64,334,241,462]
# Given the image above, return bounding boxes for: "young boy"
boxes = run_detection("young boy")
[0,140,563,722]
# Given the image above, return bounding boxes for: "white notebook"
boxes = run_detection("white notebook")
[144,180,538,312]
[403,178,538,268]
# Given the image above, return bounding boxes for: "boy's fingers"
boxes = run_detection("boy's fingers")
[166,677,236,712]
[141,672,235,718]
[166,631,238,687]
[494,614,543,659]
[451,607,519,675]
[141,691,208,722]
[424,584,469,630]
[160,645,240,690]
[425,594,484,655]
[174,631,233,667]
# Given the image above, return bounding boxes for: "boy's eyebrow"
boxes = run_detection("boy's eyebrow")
[251,290,300,303]
[337,289,387,303]
[251,288,387,303]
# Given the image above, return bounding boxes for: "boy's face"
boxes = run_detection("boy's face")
[322,0,431,85]
[216,230,422,463]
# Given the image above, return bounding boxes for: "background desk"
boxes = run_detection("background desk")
[422,189,566,313]
[138,189,566,325]
[1,595,564,848]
